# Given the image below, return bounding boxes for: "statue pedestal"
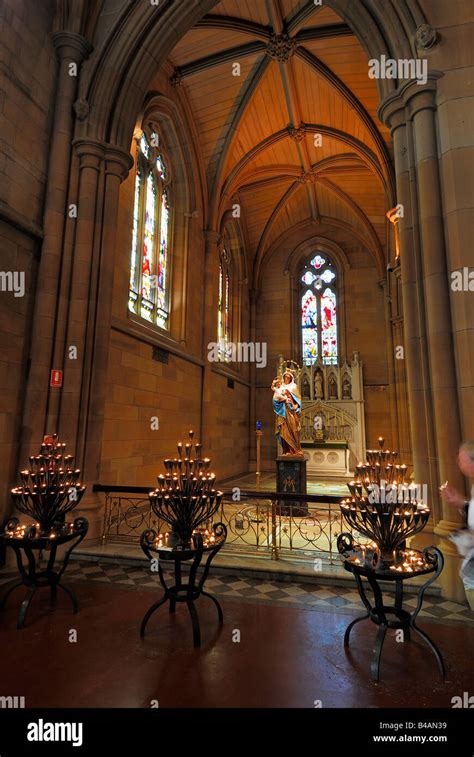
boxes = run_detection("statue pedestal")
[276,456,308,517]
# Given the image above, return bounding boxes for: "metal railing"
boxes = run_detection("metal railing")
[92,485,349,562]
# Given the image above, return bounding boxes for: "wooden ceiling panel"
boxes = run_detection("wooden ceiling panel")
[301,37,391,144]
[222,61,290,178]
[297,5,343,28]
[280,0,307,22]
[169,29,255,67]
[182,56,261,176]
[304,134,355,166]
[239,177,294,252]
[290,56,379,155]
[209,0,271,26]
[314,182,369,240]
[166,0,393,280]
[323,174,388,244]
[265,185,313,248]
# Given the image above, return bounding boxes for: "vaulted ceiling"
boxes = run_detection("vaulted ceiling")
[168,0,395,282]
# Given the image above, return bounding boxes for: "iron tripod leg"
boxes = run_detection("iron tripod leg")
[410,620,446,678]
[343,612,370,647]
[140,595,169,637]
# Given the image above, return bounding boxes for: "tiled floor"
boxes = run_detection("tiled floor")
[0,572,473,708]
[2,559,471,624]
[222,470,349,496]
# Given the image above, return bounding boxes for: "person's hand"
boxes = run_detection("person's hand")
[439,483,465,507]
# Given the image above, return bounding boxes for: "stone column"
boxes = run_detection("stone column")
[20,32,92,458]
[380,80,465,600]
[378,278,399,450]
[406,82,465,599]
[378,97,438,501]
[248,288,258,469]
[200,231,221,457]
[55,139,133,541]
[59,140,104,446]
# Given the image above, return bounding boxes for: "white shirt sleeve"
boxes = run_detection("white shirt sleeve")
[468,485,474,531]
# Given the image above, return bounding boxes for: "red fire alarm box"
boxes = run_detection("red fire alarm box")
[50,369,63,388]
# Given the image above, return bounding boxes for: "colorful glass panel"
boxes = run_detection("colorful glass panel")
[310,254,326,270]
[217,261,224,344]
[320,269,336,284]
[300,255,338,366]
[128,168,141,313]
[321,287,338,364]
[301,289,318,365]
[217,253,231,360]
[156,190,169,327]
[140,173,156,321]
[129,131,171,329]
[301,271,317,285]
[156,154,166,179]
[225,272,230,340]
[140,135,149,158]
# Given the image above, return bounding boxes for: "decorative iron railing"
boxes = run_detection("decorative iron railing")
[93,484,352,563]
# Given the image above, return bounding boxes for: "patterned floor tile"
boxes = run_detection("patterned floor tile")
[2,558,472,625]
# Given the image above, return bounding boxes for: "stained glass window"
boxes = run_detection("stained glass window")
[300,254,338,365]
[128,130,171,329]
[321,287,338,363]
[217,248,231,361]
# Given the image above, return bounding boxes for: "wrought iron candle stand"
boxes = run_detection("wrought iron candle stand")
[0,435,88,628]
[140,430,227,646]
[337,437,445,681]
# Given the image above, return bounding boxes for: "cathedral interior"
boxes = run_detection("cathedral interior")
[0,0,473,725]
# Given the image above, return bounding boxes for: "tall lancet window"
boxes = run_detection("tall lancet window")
[300,253,338,365]
[129,130,171,329]
[217,247,231,361]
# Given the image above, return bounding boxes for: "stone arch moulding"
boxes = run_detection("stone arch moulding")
[285,236,351,279]
[140,92,202,217]
[256,217,383,290]
[80,0,426,155]
[219,214,248,347]
[285,236,349,365]
[219,212,249,286]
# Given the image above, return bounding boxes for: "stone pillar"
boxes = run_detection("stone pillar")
[248,288,258,469]
[378,98,438,502]
[200,231,221,456]
[20,32,92,458]
[379,278,399,451]
[53,139,133,541]
[380,80,465,600]
[406,82,465,600]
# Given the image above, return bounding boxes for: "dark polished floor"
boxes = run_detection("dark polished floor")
[1,576,473,709]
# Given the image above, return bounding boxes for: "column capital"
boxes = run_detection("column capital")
[378,72,443,128]
[72,139,133,181]
[72,138,106,171]
[105,146,134,182]
[377,93,406,134]
[52,32,93,63]
[403,74,443,120]
[204,230,221,249]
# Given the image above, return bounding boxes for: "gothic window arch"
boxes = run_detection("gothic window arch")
[300,253,338,365]
[128,130,172,329]
[217,246,232,360]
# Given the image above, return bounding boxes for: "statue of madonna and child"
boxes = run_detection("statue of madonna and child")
[271,368,304,457]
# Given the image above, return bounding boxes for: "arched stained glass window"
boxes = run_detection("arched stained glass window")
[129,130,171,329]
[300,254,338,365]
[217,247,231,361]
